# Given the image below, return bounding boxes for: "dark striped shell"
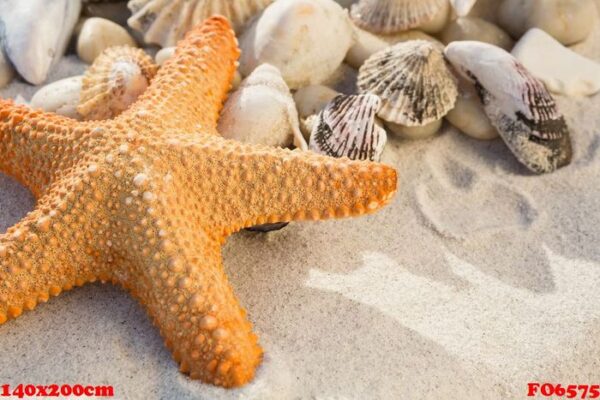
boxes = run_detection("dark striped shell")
[358,40,458,126]
[309,94,387,162]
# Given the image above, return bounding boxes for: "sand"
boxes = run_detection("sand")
[1,4,600,400]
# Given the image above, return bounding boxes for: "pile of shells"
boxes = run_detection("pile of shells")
[5,0,599,186]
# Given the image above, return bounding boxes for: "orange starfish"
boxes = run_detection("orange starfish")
[0,17,397,387]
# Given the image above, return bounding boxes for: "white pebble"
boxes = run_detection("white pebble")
[77,17,136,64]
[30,76,83,119]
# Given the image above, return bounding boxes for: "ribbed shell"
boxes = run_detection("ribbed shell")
[128,0,274,47]
[444,41,573,173]
[357,40,458,126]
[78,46,158,121]
[309,94,387,162]
[351,0,447,34]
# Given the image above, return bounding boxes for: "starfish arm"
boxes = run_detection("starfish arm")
[186,138,398,233]
[0,205,103,325]
[119,16,239,135]
[122,227,262,388]
[0,100,85,196]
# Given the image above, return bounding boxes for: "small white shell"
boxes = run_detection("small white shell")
[512,28,600,97]
[218,64,307,150]
[357,40,458,126]
[127,0,274,47]
[78,46,158,120]
[445,41,572,173]
[239,0,354,90]
[350,0,450,34]
[309,94,387,161]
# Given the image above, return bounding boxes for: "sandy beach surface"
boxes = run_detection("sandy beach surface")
[1,4,600,400]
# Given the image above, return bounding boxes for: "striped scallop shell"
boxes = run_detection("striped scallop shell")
[350,0,448,34]
[309,94,387,162]
[128,0,274,47]
[78,46,158,121]
[357,40,458,126]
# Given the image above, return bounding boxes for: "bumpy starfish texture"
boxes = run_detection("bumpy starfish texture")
[0,17,397,387]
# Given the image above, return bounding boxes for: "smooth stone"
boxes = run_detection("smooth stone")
[0,52,16,89]
[497,0,596,45]
[83,2,131,27]
[512,28,600,97]
[445,78,498,140]
[420,0,452,34]
[30,76,84,120]
[440,17,514,51]
[77,17,137,64]
[155,47,176,66]
[468,0,499,22]
[385,119,443,140]
[0,0,82,85]
[346,26,442,69]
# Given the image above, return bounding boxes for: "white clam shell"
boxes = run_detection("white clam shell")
[0,0,82,85]
[497,0,596,45]
[445,41,572,174]
[30,76,84,120]
[239,0,354,90]
[218,64,307,150]
[78,46,158,120]
[512,28,600,97]
[358,40,458,126]
[127,0,274,47]
[350,0,450,34]
[309,94,387,161]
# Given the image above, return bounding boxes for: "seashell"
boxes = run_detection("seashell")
[445,77,498,140]
[445,41,572,174]
[30,76,84,120]
[497,0,595,45]
[512,28,600,97]
[309,94,387,161]
[350,0,450,34]
[77,46,158,121]
[239,0,354,90]
[127,0,274,47]
[357,40,458,128]
[77,18,137,64]
[346,24,442,69]
[218,64,307,150]
[440,17,513,51]
[385,119,443,140]
[449,0,477,17]
[0,0,82,85]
